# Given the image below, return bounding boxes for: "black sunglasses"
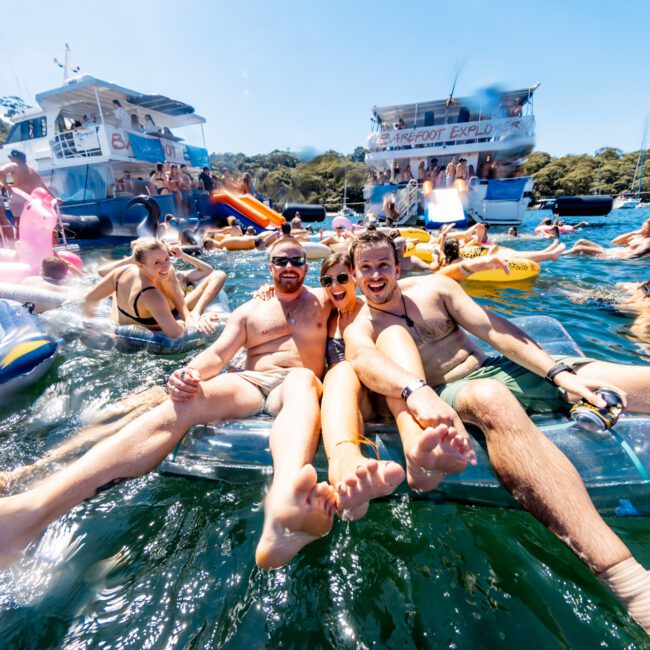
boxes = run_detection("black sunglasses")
[320,273,350,287]
[271,255,306,267]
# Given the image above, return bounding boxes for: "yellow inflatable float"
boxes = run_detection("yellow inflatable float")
[398,227,431,243]
[466,259,540,282]
[409,243,540,282]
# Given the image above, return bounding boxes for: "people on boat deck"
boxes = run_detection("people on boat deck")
[112,99,130,130]
[130,114,144,133]
[0,149,57,232]
[198,167,214,192]
[144,114,159,135]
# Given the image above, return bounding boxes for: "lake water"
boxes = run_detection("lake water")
[1,208,649,648]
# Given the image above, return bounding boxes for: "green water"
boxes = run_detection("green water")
[1,210,650,649]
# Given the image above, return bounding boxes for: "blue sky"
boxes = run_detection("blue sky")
[1,0,649,158]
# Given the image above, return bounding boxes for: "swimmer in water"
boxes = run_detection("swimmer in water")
[564,219,650,259]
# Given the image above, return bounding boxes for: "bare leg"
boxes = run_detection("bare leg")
[454,378,650,632]
[376,325,473,492]
[509,239,566,262]
[0,203,14,245]
[0,386,167,492]
[564,239,606,256]
[321,361,404,520]
[0,375,266,568]
[185,270,226,316]
[255,369,338,569]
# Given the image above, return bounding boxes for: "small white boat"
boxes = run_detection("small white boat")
[614,119,647,210]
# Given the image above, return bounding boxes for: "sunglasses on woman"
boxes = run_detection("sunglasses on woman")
[319,273,350,287]
[271,255,307,267]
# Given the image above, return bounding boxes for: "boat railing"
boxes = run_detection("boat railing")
[49,125,192,165]
[367,116,535,153]
[51,125,103,159]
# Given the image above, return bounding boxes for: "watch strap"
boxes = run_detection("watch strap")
[401,379,428,400]
[545,362,576,386]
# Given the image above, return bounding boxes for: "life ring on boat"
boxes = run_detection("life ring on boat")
[127,195,161,238]
[332,216,353,231]
[466,259,540,283]
[0,299,58,398]
[398,227,430,242]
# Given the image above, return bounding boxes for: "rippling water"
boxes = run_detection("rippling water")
[1,209,649,648]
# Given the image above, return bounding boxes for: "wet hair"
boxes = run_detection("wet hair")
[543,218,552,226]
[549,226,560,237]
[254,237,266,249]
[227,216,237,226]
[132,238,167,263]
[268,236,306,256]
[246,226,256,235]
[41,256,69,281]
[320,252,353,278]
[156,163,163,172]
[164,213,174,223]
[366,224,377,232]
[281,222,292,235]
[388,229,400,240]
[349,231,398,267]
[443,238,460,265]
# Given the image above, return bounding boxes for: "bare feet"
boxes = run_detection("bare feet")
[404,425,471,493]
[546,240,566,260]
[255,465,337,569]
[332,457,405,521]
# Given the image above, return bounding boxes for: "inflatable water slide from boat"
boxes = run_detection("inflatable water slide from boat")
[208,192,285,233]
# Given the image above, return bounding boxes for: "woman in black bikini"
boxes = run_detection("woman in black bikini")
[85,239,196,339]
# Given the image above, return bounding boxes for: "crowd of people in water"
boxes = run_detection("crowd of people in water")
[1,176,650,634]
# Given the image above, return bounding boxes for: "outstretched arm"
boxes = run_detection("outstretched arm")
[169,245,214,281]
[84,271,118,316]
[166,306,249,400]
[97,255,134,277]
[439,275,623,407]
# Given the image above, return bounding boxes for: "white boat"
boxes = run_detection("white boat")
[364,84,540,227]
[0,50,210,238]
[614,119,647,210]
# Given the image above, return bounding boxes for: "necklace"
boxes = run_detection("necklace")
[368,294,414,328]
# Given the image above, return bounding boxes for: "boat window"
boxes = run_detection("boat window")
[5,117,48,143]
[50,164,108,202]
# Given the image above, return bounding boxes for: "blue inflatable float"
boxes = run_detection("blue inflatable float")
[160,316,650,516]
[0,300,58,400]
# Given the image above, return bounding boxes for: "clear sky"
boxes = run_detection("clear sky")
[1,0,649,158]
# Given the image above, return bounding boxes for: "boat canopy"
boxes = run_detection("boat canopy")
[35,75,206,128]
[372,84,540,128]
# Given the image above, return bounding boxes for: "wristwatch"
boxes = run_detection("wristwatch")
[545,362,576,386]
[401,379,428,400]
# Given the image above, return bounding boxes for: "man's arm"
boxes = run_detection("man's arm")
[439,275,622,407]
[166,305,249,401]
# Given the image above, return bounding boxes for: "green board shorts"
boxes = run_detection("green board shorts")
[434,354,596,414]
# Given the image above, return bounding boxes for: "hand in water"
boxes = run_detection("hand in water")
[554,372,627,409]
[406,386,477,464]
[167,367,201,401]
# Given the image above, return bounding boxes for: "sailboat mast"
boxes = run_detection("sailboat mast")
[637,118,648,198]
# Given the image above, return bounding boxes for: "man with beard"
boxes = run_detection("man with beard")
[0,238,338,570]
[343,231,650,633]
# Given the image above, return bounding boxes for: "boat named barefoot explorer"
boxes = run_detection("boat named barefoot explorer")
[0,59,210,238]
[364,84,540,227]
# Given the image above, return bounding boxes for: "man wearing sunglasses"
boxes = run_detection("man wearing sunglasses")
[0,238,338,572]
[343,231,650,634]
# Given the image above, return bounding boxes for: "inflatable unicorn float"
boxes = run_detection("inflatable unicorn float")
[0,187,82,284]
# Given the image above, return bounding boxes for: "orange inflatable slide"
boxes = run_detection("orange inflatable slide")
[209,191,285,230]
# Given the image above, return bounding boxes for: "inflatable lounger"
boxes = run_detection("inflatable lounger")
[40,294,230,355]
[0,299,58,400]
[160,316,650,516]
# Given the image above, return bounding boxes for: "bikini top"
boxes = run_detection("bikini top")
[326,336,346,366]
[115,270,179,327]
